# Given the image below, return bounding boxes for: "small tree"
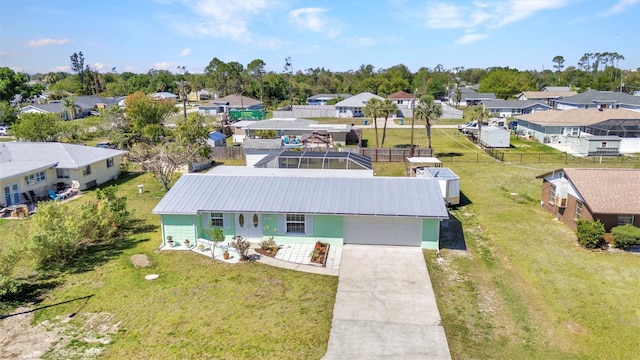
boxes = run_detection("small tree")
[210,227,225,258]
[129,142,196,190]
[575,219,605,249]
[12,112,61,142]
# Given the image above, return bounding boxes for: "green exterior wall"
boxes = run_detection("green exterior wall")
[261,214,344,246]
[195,213,236,242]
[421,218,441,250]
[161,215,196,246]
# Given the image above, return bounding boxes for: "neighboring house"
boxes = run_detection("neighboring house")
[151,173,448,249]
[188,89,213,101]
[515,109,640,154]
[243,118,352,146]
[482,100,551,117]
[541,86,571,92]
[206,131,227,147]
[0,142,127,206]
[537,168,640,231]
[242,138,283,167]
[449,88,496,107]
[554,90,640,112]
[150,92,178,101]
[198,94,264,117]
[253,150,373,171]
[307,94,352,106]
[335,92,384,118]
[19,95,118,119]
[515,90,578,105]
[479,126,511,148]
[388,91,417,108]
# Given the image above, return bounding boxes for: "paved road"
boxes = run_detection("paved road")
[352,118,459,130]
[323,245,451,360]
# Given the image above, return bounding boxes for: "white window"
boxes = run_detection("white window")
[83,165,91,176]
[600,142,607,148]
[106,158,114,168]
[575,201,583,219]
[56,168,70,179]
[617,215,634,226]
[286,214,306,233]
[549,185,556,204]
[25,171,46,186]
[209,213,224,227]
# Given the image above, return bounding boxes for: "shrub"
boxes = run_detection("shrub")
[575,219,605,249]
[0,240,23,299]
[259,237,276,250]
[230,235,251,260]
[611,225,640,250]
[77,186,132,243]
[28,202,80,270]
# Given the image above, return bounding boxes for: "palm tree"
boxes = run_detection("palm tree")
[413,95,442,151]
[472,105,490,144]
[364,97,383,148]
[380,99,398,147]
[62,96,77,120]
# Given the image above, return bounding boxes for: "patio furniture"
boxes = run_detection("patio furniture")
[22,192,33,204]
[48,189,62,201]
[29,190,45,202]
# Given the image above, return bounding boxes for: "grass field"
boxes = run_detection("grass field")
[2,127,639,359]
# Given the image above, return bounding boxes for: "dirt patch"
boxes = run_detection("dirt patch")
[130,254,151,268]
[0,309,120,359]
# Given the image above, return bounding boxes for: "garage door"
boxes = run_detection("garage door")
[343,216,422,246]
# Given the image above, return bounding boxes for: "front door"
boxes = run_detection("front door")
[3,183,19,206]
[235,213,263,240]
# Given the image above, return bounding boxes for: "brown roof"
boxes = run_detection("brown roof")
[564,168,640,214]
[517,109,640,126]
[387,91,415,100]
[518,91,577,99]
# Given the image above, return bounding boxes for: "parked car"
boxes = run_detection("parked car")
[95,142,116,149]
[457,122,473,132]
[461,121,488,135]
[0,125,9,136]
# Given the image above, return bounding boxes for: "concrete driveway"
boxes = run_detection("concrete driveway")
[323,245,451,360]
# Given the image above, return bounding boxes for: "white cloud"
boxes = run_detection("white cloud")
[179,48,192,56]
[124,66,137,72]
[601,0,639,16]
[288,7,341,37]
[10,66,24,72]
[92,63,108,71]
[27,38,70,47]
[50,66,70,72]
[424,0,572,30]
[153,61,179,71]
[456,33,488,44]
[164,0,270,42]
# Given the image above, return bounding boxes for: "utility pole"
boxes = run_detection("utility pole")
[177,65,188,120]
[284,57,293,109]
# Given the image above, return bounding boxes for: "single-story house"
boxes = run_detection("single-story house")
[335,92,384,118]
[482,100,551,117]
[515,90,577,105]
[537,168,640,231]
[243,138,283,167]
[151,173,449,249]
[1,142,126,206]
[449,88,496,107]
[198,94,264,117]
[188,89,213,101]
[554,90,640,112]
[515,109,640,154]
[19,95,118,120]
[243,118,352,146]
[307,94,352,106]
[207,131,227,147]
[480,126,511,148]
[150,92,179,101]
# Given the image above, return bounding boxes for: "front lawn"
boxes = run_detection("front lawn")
[1,172,337,359]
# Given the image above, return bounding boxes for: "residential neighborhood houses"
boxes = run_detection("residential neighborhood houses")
[3,53,640,360]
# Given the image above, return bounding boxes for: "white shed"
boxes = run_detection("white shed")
[416,167,460,206]
[480,126,511,148]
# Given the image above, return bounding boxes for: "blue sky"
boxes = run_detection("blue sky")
[1,0,639,75]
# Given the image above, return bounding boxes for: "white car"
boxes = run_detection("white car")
[0,125,9,136]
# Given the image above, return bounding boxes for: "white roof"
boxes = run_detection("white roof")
[208,166,374,178]
[406,157,442,164]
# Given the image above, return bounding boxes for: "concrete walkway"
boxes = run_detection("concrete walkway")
[323,245,451,360]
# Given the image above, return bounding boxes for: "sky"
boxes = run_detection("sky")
[1,0,639,75]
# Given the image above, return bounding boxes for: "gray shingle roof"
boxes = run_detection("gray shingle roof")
[335,92,384,107]
[152,174,449,219]
[212,94,262,107]
[557,90,640,106]
[462,92,496,101]
[0,160,58,181]
[483,100,551,109]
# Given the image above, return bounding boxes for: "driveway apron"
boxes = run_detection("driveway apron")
[323,245,451,360]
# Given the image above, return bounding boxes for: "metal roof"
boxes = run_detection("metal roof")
[244,118,318,130]
[0,142,127,169]
[152,174,449,219]
[421,167,460,180]
[207,166,374,178]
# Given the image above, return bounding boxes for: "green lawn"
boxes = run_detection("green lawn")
[1,172,337,359]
